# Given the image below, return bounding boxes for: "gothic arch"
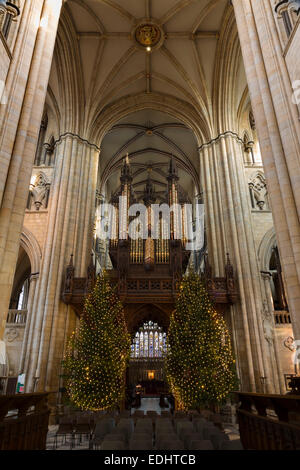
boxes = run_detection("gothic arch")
[258,227,277,271]
[125,303,172,335]
[91,92,209,147]
[20,227,42,276]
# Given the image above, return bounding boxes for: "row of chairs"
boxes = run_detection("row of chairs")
[91,414,243,451]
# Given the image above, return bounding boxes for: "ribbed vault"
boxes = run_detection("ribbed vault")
[46,0,248,146]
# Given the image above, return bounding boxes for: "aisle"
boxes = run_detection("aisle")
[131,397,169,415]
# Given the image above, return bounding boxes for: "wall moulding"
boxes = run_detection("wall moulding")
[198,131,244,152]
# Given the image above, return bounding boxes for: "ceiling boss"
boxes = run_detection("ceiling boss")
[133,19,164,52]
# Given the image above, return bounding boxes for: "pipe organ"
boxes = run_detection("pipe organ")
[109,156,189,274]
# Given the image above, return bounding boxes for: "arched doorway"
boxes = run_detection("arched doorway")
[126,305,171,398]
[128,318,170,412]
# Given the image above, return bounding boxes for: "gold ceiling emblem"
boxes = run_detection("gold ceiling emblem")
[135,24,161,48]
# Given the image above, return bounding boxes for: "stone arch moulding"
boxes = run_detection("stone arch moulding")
[91,92,206,196]
[125,303,173,335]
[90,92,211,149]
[20,227,42,276]
[258,227,277,272]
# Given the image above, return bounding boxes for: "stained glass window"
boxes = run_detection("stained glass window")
[131,321,167,358]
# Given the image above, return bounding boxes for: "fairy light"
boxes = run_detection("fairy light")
[63,272,130,411]
[165,272,238,409]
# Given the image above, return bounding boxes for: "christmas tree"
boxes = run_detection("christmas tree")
[63,273,130,411]
[166,272,238,409]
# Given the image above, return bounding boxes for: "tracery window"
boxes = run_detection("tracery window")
[131,321,168,358]
[275,1,300,43]
[0,1,20,44]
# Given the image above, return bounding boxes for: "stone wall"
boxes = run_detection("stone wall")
[0,32,10,103]
[285,19,300,116]
[4,324,25,376]
[275,324,296,377]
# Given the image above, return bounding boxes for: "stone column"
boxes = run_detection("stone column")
[199,132,279,393]
[261,272,286,394]
[22,135,100,394]
[232,0,300,346]
[18,273,39,374]
[0,0,62,339]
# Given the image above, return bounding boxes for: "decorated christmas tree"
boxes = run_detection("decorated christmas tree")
[63,272,130,411]
[166,272,238,409]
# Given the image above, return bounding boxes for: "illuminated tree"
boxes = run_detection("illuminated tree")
[63,273,130,411]
[166,272,238,409]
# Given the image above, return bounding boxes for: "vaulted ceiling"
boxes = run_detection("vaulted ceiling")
[46,0,248,199]
[100,109,199,201]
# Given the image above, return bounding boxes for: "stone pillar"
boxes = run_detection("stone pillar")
[199,132,279,393]
[261,272,286,394]
[0,0,62,339]
[232,0,300,346]
[22,135,100,394]
[18,273,39,375]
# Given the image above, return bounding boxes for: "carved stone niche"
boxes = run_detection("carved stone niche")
[28,172,50,211]
[249,172,269,211]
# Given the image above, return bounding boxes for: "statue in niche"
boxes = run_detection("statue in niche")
[249,110,256,131]
[28,173,50,211]
[249,172,269,211]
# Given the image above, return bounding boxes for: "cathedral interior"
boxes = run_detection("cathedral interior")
[0,0,300,451]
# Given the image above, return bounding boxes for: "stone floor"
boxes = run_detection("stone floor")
[47,398,240,451]
[132,397,170,414]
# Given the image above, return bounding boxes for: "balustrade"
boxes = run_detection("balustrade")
[6,309,27,324]
[0,393,50,450]
[236,392,300,450]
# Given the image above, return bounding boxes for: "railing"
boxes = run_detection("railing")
[275,310,291,325]
[6,309,27,325]
[0,393,50,450]
[236,392,300,450]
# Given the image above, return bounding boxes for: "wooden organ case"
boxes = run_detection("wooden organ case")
[62,156,238,334]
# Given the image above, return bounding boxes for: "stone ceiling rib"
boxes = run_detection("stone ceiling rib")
[153,130,191,162]
[146,53,151,93]
[146,0,151,19]
[49,0,241,151]
[158,0,194,26]
[191,40,211,112]
[96,72,145,111]
[95,0,135,22]
[70,0,106,33]
[191,0,221,33]
[160,45,206,106]
[94,45,137,99]
[111,123,189,131]
[151,72,198,106]
[105,148,198,183]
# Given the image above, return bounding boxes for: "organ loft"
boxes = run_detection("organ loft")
[63,155,237,327]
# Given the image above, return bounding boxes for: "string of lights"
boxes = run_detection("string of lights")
[63,272,131,411]
[165,272,238,409]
